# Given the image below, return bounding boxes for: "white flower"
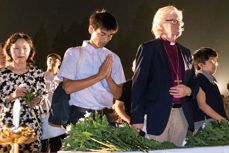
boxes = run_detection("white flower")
[84,111,91,118]
[78,118,85,122]
[66,125,72,133]
[202,122,206,129]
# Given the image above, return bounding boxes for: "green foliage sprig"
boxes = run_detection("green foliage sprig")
[23,91,40,127]
[62,113,176,152]
[185,121,229,147]
[23,91,35,104]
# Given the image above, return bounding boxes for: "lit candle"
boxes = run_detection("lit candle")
[12,99,21,128]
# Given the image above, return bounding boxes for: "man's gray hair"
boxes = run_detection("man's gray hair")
[151,5,183,38]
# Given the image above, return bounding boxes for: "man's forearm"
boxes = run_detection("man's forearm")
[63,74,102,94]
[106,77,122,99]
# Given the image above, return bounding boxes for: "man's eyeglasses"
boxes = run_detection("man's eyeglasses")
[165,19,184,25]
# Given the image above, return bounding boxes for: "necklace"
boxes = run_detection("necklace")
[163,43,182,85]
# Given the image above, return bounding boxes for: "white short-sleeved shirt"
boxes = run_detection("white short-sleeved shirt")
[58,41,126,110]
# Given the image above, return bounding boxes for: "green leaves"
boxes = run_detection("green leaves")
[62,114,229,152]
[23,91,35,104]
[23,91,40,128]
[62,113,176,152]
[185,121,229,147]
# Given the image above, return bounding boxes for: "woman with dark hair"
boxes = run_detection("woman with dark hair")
[0,43,6,68]
[0,32,47,152]
[0,43,6,114]
[3,32,36,64]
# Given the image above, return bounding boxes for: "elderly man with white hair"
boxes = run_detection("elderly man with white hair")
[131,5,198,146]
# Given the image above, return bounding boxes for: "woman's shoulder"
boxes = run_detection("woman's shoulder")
[28,65,45,75]
[0,67,7,71]
[0,67,11,75]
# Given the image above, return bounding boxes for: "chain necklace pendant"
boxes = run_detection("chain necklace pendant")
[174,74,182,85]
[163,42,182,85]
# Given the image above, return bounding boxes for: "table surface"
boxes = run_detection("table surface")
[58,145,229,153]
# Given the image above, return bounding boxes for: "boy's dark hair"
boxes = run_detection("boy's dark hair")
[89,9,119,31]
[193,47,218,70]
[227,83,229,91]
[47,53,62,61]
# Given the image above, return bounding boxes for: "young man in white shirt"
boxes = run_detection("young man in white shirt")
[58,9,126,124]
[41,53,66,153]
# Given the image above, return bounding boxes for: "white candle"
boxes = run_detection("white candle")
[12,99,21,128]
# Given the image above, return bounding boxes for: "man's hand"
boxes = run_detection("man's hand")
[105,54,113,80]
[169,84,191,98]
[98,54,113,80]
[63,55,113,94]
[131,123,144,131]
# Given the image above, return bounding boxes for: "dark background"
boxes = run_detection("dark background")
[0,0,228,94]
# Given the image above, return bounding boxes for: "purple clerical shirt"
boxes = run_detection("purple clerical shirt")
[161,38,184,104]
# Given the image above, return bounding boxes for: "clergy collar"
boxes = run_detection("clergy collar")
[160,36,176,46]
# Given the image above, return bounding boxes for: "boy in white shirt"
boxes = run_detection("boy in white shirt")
[58,9,126,124]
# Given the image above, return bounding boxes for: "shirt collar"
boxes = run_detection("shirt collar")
[82,40,104,54]
[160,36,176,46]
[198,70,217,84]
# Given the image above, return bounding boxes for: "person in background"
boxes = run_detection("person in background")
[41,53,66,153]
[192,47,228,131]
[58,9,125,125]
[131,5,198,146]
[0,32,47,152]
[0,43,6,68]
[114,60,136,124]
[0,43,6,113]
[223,83,229,118]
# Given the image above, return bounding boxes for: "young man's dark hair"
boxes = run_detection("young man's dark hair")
[89,9,119,31]
[47,53,62,61]
[58,8,125,126]
[193,47,218,70]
